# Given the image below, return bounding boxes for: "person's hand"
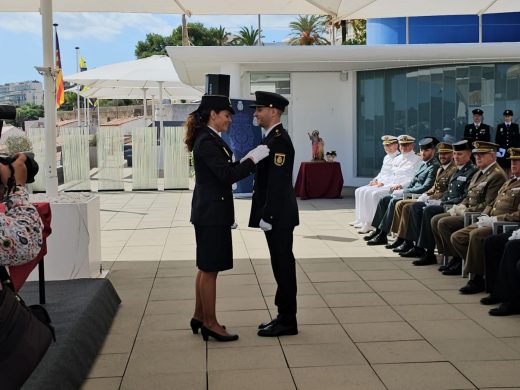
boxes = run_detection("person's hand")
[477,215,497,228]
[259,219,272,231]
[389,184,402,193]
[426,199,441,206]
[376,182,384,187]
[241,145,270,164]
[417,193,429,203]
[509,228,520,240]
[392,189,404,198]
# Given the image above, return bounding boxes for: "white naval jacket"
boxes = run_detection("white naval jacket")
[388,151,423,188]
[373,150,400,186]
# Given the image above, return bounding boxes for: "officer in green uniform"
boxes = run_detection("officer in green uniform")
[451,147,520,294]
[248,91,299,337]
[432,141,507,275]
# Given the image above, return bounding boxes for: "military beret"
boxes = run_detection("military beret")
[249,91,289,112]
[507,147,520,159]
[472,108,484,115]
[381,135,398,145]
[418,137,437,150]
[472,141,500,153]
[437,142,453,153]
[452,140,472,151]
[191,94,235,115]
[504,109,514,116]
[397,134,415,144]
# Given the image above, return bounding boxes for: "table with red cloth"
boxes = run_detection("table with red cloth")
[294,161,344,199]
[0,202,52,291]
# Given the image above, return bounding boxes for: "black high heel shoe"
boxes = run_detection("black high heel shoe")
[190,318,203,334]
[201,326,238,342]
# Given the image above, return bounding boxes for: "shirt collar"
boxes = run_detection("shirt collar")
[263,122,282,138]
[481,161,496,174]
[207,126,220,136]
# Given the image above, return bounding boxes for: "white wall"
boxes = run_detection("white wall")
[290,72,361,187]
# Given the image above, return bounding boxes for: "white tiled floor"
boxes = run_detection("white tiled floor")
[81,191,520,390]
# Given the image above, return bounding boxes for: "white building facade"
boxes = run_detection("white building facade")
[0,80,44,106]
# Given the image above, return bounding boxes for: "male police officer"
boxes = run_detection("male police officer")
[450,147,520,294]
[464,108,491,144]
[432,141,507,275]
[367,137,439,247]
[391,141,456,257]
[495,109,520,170]
[248,91,299,337]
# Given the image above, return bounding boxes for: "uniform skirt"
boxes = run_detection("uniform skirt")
[194,225,233,272]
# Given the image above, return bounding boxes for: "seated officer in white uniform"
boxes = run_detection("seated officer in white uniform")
[350,135,400,229]
[357,135,423,234]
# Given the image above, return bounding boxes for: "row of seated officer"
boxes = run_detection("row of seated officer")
[358,139,520,317]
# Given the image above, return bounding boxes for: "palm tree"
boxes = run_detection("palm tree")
[288,15,329,46]
[232,26,262,46]
[213,25,231,46]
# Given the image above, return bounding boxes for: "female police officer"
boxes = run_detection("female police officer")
[184,95,269,342]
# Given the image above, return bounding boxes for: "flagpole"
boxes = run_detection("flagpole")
[75,46,81,127]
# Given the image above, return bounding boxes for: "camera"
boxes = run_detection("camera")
[0,153,39,184]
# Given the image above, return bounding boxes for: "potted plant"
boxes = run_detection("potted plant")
[326,150,337,162]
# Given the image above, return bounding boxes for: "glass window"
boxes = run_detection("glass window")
[357,63,520,177]
[250,73,290,95]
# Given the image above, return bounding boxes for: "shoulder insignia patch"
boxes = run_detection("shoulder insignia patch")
[274,153,286,166]
[274,129,282,137]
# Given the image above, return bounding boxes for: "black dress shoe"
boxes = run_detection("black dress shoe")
[385,238,404,249]
[442,259,462,275]
[393,241,413,253]
[439,257,460,272]
[201,326,238,342]
[258,317,280,330]
[480,295,501,305]
[401,247,425,258]
[489,302,520,316]
[367,233,387,246]
[190,318,203,334]
[459,277,485,295]
[257,322,298,337]
[364,229,380,242]
[412,253,437,266]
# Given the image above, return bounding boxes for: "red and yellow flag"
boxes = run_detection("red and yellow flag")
[55,29,64,109]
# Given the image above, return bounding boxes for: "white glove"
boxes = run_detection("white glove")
[508,228,520,241]
[241,145,270,164]
[417,193,429,203]
[259,218,272,231]
[232,183,237,191]
[392,189,404,198]
[477,215,497,228]
[426,199,442,206]
[448,204,466,216]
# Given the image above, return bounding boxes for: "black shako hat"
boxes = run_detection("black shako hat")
[191,95,235,115]
[249,91,289,112]
[452,140,472,151]
[504,109,514,116]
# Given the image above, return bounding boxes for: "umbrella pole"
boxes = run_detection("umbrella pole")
[142,88,147,123]
[41,0,58,197]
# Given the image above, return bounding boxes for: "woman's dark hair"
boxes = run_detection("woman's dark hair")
[184,108,223,152]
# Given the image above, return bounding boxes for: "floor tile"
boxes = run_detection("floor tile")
[208,346,286,371]
[332,306,402,323]
[454,360,520,388]
[291,365,386,390]
[208,368,295,390]
[357,340,444,363]
[283,342,366,367]
[343,321,422,342]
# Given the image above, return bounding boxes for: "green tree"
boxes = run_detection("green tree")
[288,15,329,46]
[231,26,262,46]
[7,103,44,130]
[135,23,224,58]
[344,19,366,45]
[211,25,231,46]
[58,91,78,111]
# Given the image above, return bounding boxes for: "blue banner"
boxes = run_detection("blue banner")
[221,99,261,195]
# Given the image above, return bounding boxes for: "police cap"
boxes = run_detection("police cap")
[437,142,453,153]
[507,147,520,159]
[192,94,235,115]
[249,91,289,112]
[472,108,484,116]
[472,141,500,154]
[452,140,472,152]
[397,134,415,144]
[418,137,438,150]
[504,109,514,116]
[381,135,398,145]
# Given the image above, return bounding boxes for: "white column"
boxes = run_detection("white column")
[41,0,58,196]
[220,63,241,99]
[479,14,483,43]
[75,47,81,127]
[405,17,410,44]
[142,88,147,122]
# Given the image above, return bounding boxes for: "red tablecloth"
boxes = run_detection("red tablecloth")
[294,161,344,199]
[0,203,52,291]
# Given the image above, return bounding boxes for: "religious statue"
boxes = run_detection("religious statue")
[308,130,325,161]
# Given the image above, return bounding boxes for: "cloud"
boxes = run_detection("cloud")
[0,12,174,41]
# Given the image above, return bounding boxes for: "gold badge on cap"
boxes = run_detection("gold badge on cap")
[274,153,286,166]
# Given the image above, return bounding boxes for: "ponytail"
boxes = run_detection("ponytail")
[183,108,219,152]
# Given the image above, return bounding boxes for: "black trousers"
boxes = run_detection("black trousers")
[416,205,445,250]
[484,232,515,296]
[403,201,426,242]
[265,227,297,323]
[372,195,398,233]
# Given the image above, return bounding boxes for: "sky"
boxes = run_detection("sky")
[0,13,298,85]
